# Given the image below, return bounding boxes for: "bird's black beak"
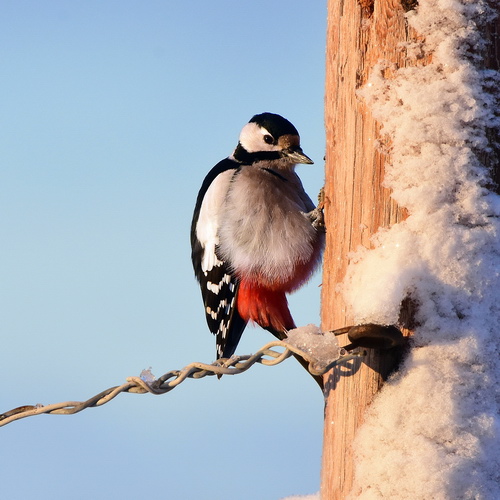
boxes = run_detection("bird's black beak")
[281,147,314,165]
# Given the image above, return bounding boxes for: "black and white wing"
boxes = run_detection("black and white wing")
[191,159,247,359]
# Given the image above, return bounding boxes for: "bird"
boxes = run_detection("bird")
[190,112,325,386]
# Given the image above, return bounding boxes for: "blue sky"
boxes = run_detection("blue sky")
[1,2,327,499]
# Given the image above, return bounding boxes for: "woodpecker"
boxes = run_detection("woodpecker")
[191,112,325,380]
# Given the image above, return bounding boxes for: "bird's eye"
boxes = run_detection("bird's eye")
[263,134,275,145]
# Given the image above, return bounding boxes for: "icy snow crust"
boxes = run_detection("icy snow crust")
[342,1,500,499]
[285,324,341,370]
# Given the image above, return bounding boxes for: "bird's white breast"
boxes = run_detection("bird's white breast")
[217,165,318,285]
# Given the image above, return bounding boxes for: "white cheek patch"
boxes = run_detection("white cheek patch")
[238,122,279,153]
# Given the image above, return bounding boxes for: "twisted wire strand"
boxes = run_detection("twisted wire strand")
[0,340,361,427]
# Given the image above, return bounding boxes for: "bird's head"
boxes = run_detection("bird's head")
[233,112,313,167]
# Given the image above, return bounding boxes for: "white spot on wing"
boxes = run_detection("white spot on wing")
[206,274,232,294]
[206,299,231,322]
[196,170,234,273]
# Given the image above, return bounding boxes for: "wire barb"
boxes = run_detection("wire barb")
[0,339,363,427]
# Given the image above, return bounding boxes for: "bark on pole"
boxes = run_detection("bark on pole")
[320,1,500,499]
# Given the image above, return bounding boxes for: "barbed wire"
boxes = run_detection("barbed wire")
[0,339,363,428]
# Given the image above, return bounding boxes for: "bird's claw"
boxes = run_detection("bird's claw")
[308,187,326,232]
[317,186,325,208]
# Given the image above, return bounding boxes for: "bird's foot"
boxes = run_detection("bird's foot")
[308,187,326,232]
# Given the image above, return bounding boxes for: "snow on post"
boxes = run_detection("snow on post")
[321,0,499,498]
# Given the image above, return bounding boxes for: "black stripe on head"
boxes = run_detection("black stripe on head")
[232,143,282,165]
[249,113,299,138]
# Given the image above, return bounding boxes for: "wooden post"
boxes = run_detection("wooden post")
[320,5,412,498]
[320,1,500,499]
